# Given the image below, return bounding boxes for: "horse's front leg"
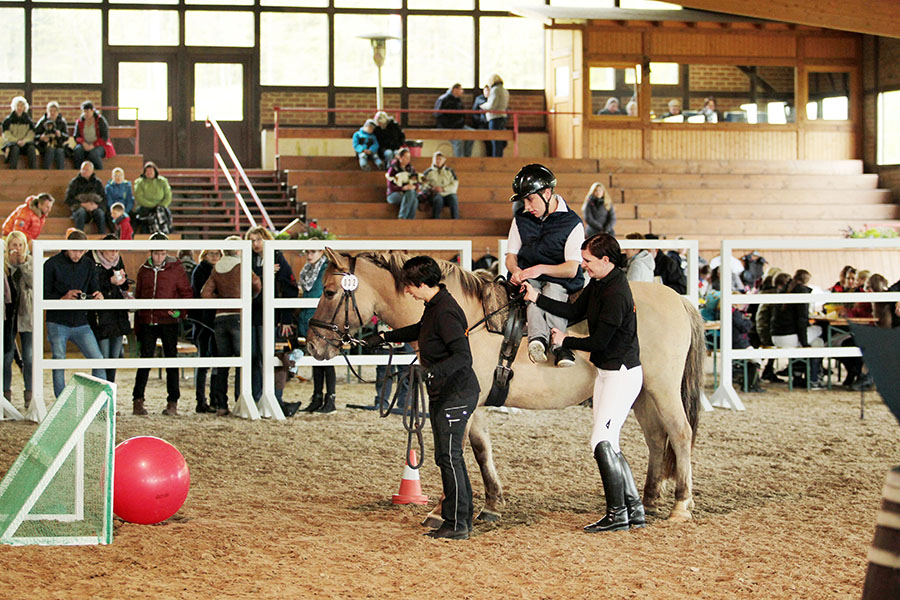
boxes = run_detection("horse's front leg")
[468,408,503,521]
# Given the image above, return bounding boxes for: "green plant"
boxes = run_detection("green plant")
[844,225,899,239]
[298,224,337,241]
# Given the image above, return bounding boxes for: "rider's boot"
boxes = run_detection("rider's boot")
[584,441,629,533]
[618,450,646,529]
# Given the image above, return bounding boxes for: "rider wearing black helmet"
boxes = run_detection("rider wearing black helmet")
[506,164,585,367]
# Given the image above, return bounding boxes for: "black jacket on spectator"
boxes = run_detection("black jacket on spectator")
[65,173,107,210]
[888,279,900,328]
[250,250,298,326]
[472,94,488,128]
[191,259,216,341]
[536,267,641,370]
[771,284,812,345]
[44,251,99,327]
[654,251,687,295]
[35,113,69,150]
[374,120,405,159]
[89,255,132,340]
[434,91,465,129]
[383,285,480,400]
[732,308,752,349]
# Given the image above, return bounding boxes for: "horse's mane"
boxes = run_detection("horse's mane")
[356,251,504,306]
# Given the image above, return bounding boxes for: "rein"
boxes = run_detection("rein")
[465,275,526,337]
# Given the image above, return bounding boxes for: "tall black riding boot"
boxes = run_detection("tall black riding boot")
[584,441,629,533]
[618,451,646,529]
[303,392,324,413]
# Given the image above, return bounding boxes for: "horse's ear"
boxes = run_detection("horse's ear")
[324,247,349,272]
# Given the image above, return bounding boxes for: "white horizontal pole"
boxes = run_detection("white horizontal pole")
[730,347,862,360]
[721,238,900,251]
[33,240,249,252]
[42,299,243,310]
[733,292,900,304]
[43,358,245,369]
[293,354,417,367]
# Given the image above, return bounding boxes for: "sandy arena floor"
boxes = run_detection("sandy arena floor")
[0,367,897,599]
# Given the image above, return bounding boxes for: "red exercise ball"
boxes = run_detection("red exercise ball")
[113,436,190,525]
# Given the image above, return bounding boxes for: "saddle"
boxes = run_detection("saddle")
[482,278,527,407]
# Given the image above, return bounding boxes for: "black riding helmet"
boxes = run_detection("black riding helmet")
[510,163,557,217]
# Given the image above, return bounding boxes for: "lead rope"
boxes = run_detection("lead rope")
[403,365,428,469]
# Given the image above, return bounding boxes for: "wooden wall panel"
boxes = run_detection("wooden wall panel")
[585,30,642,56]
[803,36,858,59]
[649,32,797,58]
[650,129,797,160]
[802,130,856,159]
[588,129,643,159]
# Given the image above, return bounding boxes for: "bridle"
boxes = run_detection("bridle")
[307,255,366,348]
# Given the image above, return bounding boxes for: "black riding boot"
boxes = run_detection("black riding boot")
[618,451,646,529]
[316,393,336,414]
[303,392,324,413]
[761,359,782,382]
[584,441,629,533]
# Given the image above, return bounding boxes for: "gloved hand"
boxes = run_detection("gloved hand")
[423,368,435,386]
[362,332,386,350]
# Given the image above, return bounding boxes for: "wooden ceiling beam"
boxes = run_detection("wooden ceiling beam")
[678,0,900,38]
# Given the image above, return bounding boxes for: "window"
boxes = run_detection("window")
[480,0,546,9]
[118,62,168,121]
[807,70,850,121]
[109,10,179,46]
[636,62,678,85]
[194,63,243,121]
[261,13,329,86]
[32,9,102,84]
[333,14,402,88]
[620,0,681,9]
[407,16,474,88]
[335,0,401,8]
[479,17,544,90]
[261,0,327,5]
[550,0,614,6]
[589,66,639,116]
[187,0,253,4]
[652,64,795,124]
[185,11,254,47]
[555,65,570,98]
[409,0,473,9]
[877,90,900,165]
[0,8,24,82]
[110,0,178,3]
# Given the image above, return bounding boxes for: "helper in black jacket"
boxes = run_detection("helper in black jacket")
[368,256,480,540]
[523,233,646,533]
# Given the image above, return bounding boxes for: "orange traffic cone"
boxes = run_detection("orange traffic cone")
[392,449,429,505]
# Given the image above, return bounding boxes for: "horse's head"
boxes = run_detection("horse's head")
[306,248,381,360]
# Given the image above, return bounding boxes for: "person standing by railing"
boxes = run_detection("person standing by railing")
[190,247,222,414]
[479,74,509,157]
[4,231,33,410]
[89,235,132,386]
[434,83,473,158]
[472,85,490,156]
[43,229,106,399]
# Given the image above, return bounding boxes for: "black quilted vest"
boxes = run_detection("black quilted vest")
[514,203,585,293]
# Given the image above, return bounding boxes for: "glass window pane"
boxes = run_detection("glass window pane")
[194,63,243,121]
[550,0,614,6]
[33,0,100,3]
[32,9,101,83]
[808,70,850,121]
[407,16,473,88]
[620,0,682,9]
[111,0,178,3]
[480,0,547,9]
[409,0,473,9]
[262,0,328,5]
[109,10,179,46]
[590,66,639,116]
[261,12,328,86]
[333,14,402,88]
[822,96,849,120]
[878,90,900,165]
[0,8,24,82]
[187,0,253,4]
[185,11,253,47]
[118,62,167,121]
[335,0,401,8]
[479,17,544,90]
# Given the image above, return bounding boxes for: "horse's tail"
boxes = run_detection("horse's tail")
[664,296,704,479]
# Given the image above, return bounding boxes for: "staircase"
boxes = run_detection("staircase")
[166,169,296,239]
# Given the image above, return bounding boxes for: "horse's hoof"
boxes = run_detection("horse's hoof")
[643,505,659,517]
[667,510,692,522]
[476,510,501,522]
[421,515,443,529]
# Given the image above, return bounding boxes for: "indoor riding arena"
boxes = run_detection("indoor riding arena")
[2,0,900,598]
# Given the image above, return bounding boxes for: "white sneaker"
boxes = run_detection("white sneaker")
[528,339,548,363]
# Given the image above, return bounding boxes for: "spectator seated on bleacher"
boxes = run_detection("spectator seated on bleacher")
[2,193,55,241]
[65,161,110,235]
[105,167,134,215]
[133,161,173,234]
[2,96,37,170]
[597,97,625,115]
[771,269,825,390]
[73,101,115,170]
[385,148,419,220]
[623,233,654,283]
[698,96,720,123]
[659,99,682,120]
[374,111,405,166]
[420,151,460,219]
[34,101,69,170]
[352,119,383,171]
[109,203,133,240]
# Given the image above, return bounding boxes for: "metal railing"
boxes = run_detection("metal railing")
[206,117,275,233]
[272,106,579,158]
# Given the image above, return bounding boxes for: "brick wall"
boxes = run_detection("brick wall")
[32,89,101,123]
[260,91,329,126]
[334,92,401,126]
[689,65,748,93]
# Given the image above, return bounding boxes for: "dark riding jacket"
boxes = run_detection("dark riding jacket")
[384,285,480,401]
[537,267,640,370]
[513,203,585,293]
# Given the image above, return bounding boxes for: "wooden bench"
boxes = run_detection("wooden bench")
[277,155,600,172]
[277,127,514,142]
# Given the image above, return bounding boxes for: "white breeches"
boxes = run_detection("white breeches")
[590,364,643,453]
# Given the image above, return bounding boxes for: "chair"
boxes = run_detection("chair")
[787,357,812,391]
